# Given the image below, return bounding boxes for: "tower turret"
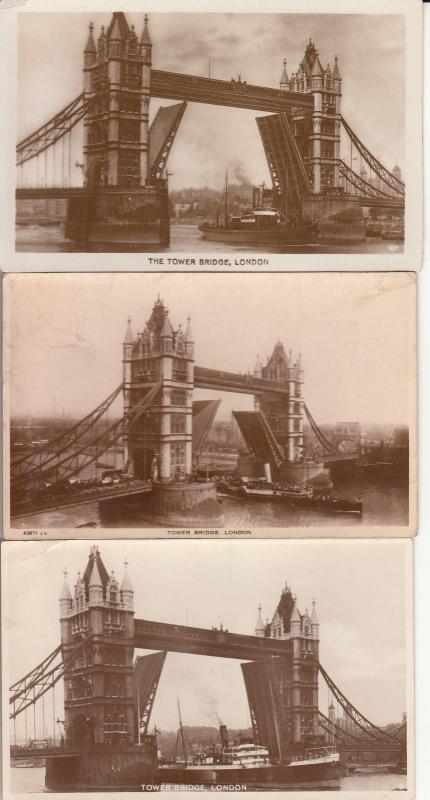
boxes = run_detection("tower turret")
[123,316,134,346]
[185,316,194,357]
[332,55,341,82]
[255,604,265,637]
[97,26,107,61]
[88,549,103,605]
[254,353,262,378]
[60,568,73,614]
[161,313,174,353]
[109,12,124,59]
[84,23,97,67]
[280,59,289,90]
[290,595,301,635]
[311,598,319,638]
[140,14,152,51]
[120,559,134,610]
[59,569,73,645]
[140,15,152,186]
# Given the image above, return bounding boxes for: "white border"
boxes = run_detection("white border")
[1,537,416,800]
[1,270,417,541]
[0,0,423,271]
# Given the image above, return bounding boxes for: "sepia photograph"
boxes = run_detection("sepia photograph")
[2,538,412,795]
[14,6,413,259]
[3,271,416,538]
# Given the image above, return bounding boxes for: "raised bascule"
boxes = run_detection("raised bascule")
[10,295,363,522]
[11,295,359,522]
[9,546,406,790]
[16,12,405,247]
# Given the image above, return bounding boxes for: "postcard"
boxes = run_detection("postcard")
[1,538,414,797]
[2,271,416,539]
[0,0,422,270]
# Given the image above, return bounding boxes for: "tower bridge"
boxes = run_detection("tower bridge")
[16,12,404,246]
[9,546,406,790]
[10,295,363,519]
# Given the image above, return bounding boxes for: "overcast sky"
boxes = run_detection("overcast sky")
[17,12,405,189]
[4,538,410,743]
[6,272,415,425]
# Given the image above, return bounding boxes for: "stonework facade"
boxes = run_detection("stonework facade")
[123,297,194,481]
[60,546,135,747]
[83,12,152,189]
[280,40,342,194]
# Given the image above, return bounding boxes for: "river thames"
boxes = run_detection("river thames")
[10,766,407,793]
[12,476,408,531]
[15,223,404,255]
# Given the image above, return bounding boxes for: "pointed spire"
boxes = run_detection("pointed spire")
[185,316,194,343]
[74,570,83,593]
[254,353,262,377]
[333,55,341,80]
[89,556,103,588]
[311,598,318,623]
[255,604,265,636]
[311,53,323,77]
[60,569,72,601]
[161,313,174,337]
[110,13,123,41]
[140,14,152,46]
[121,559,133,592]
[291,598,301,623]
[85,22,97,54]
[280,58,289,87]
[124,316,133,344]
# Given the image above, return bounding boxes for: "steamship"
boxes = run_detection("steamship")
[217,478,363,515]
[142,745,340,790]
[199,209,317,246]
[141,718,340,791]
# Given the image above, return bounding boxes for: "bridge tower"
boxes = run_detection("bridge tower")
[60,546,136,747]
[259,342,304,464]
[123,297,194,482]
[65,12,171,248]
[83,12,151,189]
[243,582,320,761]
[281,41,342,193]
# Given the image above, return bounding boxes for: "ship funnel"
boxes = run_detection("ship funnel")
[220,724,228,750]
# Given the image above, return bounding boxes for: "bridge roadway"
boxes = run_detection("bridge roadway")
[150,69,313,114]
[193,366,290,395]
[134,618,292,660]
[16,186,404,210]
[11,479,152,521]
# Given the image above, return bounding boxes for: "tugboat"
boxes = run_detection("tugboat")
[217,477,363,516]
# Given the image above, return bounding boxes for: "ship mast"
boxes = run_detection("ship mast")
[177,697,187,764]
